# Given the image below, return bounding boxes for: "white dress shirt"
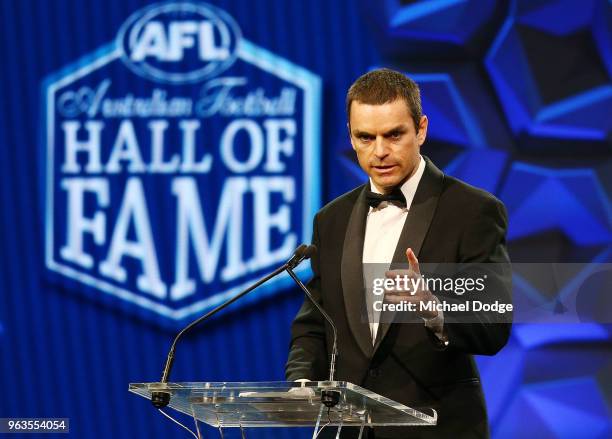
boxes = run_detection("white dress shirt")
[363,156,426,341]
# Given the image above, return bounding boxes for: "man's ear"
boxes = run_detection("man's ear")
[417,115,428,146]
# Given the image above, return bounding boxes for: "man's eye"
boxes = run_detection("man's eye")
[359,135,373,142]
[389,132,402,140]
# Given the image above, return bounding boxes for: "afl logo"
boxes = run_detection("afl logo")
[117,1,242,84]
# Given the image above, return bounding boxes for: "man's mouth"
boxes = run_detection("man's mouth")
[373,164,396,173]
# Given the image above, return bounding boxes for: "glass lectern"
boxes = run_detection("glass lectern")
[130,381,437,438]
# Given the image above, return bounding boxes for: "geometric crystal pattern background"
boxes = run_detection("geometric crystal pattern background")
[486,0,612,142]
[351,1,612,436]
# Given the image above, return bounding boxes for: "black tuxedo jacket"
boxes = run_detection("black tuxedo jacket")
[286,157,512,438]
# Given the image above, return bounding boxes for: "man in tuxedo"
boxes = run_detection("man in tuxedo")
[286,68,512,438]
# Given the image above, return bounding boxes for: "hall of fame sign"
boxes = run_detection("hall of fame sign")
[42,1,321,323]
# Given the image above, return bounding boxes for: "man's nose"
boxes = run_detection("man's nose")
[373,137,389,158]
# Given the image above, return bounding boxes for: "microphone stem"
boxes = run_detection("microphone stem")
[160,263,288,383]
[286,267,338,382]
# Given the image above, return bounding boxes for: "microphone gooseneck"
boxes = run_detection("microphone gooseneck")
[151,245,315,408]
[285,245,341,407]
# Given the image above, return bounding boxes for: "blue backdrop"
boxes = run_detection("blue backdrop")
[0,0,611,438]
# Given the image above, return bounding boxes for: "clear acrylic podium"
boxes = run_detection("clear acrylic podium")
[130,381,437,437]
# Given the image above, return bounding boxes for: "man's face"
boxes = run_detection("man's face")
[349,99,428,193]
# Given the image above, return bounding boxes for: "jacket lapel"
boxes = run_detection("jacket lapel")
[373,157,445,352]
[341,185,374,359]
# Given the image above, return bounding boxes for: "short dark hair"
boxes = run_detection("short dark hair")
[346,68,422,131]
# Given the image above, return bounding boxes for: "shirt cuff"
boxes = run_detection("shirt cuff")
[423,295,449,345]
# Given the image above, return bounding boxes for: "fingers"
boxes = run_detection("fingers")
[406,248,420,275]
[381,249,421,298]
[384,290,431,305]
[383,248,420,278]
[385,269,416,278]
[384,293,416,304]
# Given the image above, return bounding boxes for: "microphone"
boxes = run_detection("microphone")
[287,243,312,269]
[285,245,341,408]
[151,244,315,408]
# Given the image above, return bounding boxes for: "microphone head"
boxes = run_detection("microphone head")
[288,244,315,268]
[294,244,309,258]
[303,245,317,259]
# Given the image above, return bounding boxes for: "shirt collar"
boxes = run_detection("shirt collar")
[368,155,426,211]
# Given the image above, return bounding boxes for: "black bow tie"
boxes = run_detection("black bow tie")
[365,188,406,208]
